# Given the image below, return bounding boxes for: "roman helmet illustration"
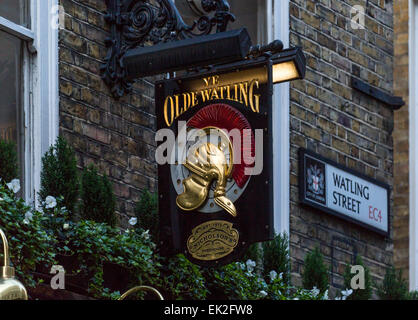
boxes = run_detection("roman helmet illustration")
[174,104,256,218]
[176,130,236,217]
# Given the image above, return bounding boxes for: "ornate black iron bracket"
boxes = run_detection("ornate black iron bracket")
[101,0,235,99]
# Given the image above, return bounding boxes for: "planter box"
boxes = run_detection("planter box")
[103,262,131,293]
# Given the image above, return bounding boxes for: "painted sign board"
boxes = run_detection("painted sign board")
[299,148,390,236]
[156,59,275,266]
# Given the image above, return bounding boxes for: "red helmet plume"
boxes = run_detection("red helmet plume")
[187,104,255,188]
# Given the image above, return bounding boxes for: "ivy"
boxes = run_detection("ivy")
[0,183,57,289]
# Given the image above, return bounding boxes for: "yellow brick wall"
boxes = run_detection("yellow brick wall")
[393,0,410,278]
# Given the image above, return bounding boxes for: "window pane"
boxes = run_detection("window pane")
[0,30,23,175]
[176,0,268,45]
[229,0,267,45]
[0,0,30,27]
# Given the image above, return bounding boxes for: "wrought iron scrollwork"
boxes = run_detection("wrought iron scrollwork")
[101,0,235,99]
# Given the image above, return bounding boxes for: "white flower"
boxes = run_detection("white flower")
[0,196,3,201]
[141,229,150,240]
[341,289,353,300]
[23,218,30,225]
[7,179,20,194]
[128,217,137,226]
[45,196,57,209]
[25,211,33,221]
[293,297,299,300]
[259,290,268,298]
[63,223,70,230]
[311,286,320,298]
[278,272,283,280]
[322,289,329,300]
[269,270,277,281]
[246,259,256,272]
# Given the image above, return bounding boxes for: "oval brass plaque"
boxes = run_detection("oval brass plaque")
[187,220,239,261]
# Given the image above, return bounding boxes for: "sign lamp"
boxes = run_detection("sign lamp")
[123,28,306,85]
[271,47,306,84]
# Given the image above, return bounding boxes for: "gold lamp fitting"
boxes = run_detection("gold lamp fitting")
[0,228,28,300]
[119,286,164,300]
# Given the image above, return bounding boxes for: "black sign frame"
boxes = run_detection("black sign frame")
[299,148,390,237]
[155,58,275,266]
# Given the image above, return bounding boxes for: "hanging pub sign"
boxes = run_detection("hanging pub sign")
[299,148,390,236]
[156,59,274,266]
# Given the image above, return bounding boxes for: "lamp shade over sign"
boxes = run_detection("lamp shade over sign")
[123,28,252,79]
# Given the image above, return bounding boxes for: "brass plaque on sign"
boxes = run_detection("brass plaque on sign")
[187,220,239,261]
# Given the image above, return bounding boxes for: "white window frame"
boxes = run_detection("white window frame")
[409,0,418,291]
[271,0,290,236]
[0,0,59,204]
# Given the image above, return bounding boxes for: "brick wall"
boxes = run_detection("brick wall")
[58,0,158,227]
[393,0,409,279]
[289,0,394,297]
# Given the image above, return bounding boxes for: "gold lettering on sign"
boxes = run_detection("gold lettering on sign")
[162,74,263,127]
[187,220,239,261]
[164,96,175,127]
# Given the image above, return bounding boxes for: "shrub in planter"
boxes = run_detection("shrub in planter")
[302,247,329,295]
[267,270,328,300]
[262,233,291,285]
[134,189,159,242]
[204,260,268,300]
[204,259,325,300]
[159,254,208,300]
[342,255,372,300]
[39,137,79,216]
[0,139,18,182]
[79,165,117,227]
[0,183,57,289]
[377,266,409,300]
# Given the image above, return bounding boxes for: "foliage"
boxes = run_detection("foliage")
[160,254,208,300]
[408,290,418,300]
[59,220,160,299]
[262,233,291,285]
[0,183,57,288]
[377,266,409,300]
[205,260,269,300]
[79,165,117,227]
[0,139,18,182]
[242,243,262,263]
[39,137,79,216]
[134,189,159,242]
[342,255,372,300]
[302,247,329,294]
[204,259,325,300]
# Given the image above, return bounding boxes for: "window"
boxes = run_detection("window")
[228,0,268,45]
[0,0,30,27]
[0,1,30,190]
[0,1,59,202]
